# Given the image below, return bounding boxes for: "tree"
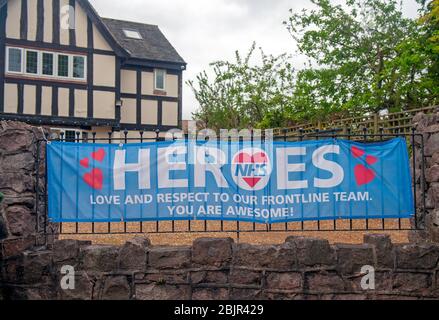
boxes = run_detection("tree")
[189,0,438,131]
[418,0,439,98]
[419,0,439,49]
[188,43,296,130]
[284,0,436,116]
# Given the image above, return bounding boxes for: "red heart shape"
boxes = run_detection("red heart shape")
[354,164,375,186]
[83,168,103,190]
[80,157,89,168]
[235,152,268,164]
[236,153,253,163]
[351,146,365,158]
[242,177,262,188]
[92,149,106,162]
[366,155,378,165]
[252,152,268,163]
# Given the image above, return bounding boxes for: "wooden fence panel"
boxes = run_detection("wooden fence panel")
[274,106,438,137]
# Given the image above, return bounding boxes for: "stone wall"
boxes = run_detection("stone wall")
[2,236,439,300]
[0,121,46,298]
[412,110,439,242]
[0,121,53,301]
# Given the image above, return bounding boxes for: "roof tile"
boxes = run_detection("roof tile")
[102,18,186,65]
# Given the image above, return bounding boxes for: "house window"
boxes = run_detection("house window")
[64,130,78,142]
[154,69,166,91]
[82,132,89,142]
[6,47,23,73]
[25,50,38,74]
[123,29,142,39]
[5,46,86,81]
[73,56,85,79]
[42,52,54,76]
[58,54,69,77]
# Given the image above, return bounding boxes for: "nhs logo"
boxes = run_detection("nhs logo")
[231,148,272,191]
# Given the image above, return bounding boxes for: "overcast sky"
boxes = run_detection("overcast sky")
[90,0,421,120]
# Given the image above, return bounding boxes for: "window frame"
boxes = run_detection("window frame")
[24,49,39,75]
[41,51,55,77]
[5,47,24,74]
[72,55,86,80]
[57,54,70,78]
[4,46,87,81]
[64,129,78,142]
[123,29,142,39]
[59,129,87,143]
[154,69,166,91]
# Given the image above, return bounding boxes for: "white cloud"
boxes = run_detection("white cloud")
[89,0,421,120]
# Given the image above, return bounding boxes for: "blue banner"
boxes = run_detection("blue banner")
[47,138,414,223]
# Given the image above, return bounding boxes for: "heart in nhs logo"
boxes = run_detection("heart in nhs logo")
[231,148,272,191]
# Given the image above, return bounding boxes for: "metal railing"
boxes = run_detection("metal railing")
[35,127,427,239]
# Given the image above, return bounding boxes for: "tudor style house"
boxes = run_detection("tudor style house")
[0,0,186,141]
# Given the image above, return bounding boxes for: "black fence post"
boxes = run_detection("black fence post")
[124,130,128,233]
[107,131,112,234]
[155,129,160,233]
[58,132,64,235]
[251,129,256,233]
[75,131,81,234]
[315,129,320,231]
[332,130,337,231]
[411,127,418,230]
[236,135,241,240]
[92,132,96,234]
[420,131,427,229]
[140,131,144,233]
[380,127,385,230]
[299,128,304,231]
[395,128,402,230]
[363,127,369,230]
[284,128,288,232]
[347,128,353,231]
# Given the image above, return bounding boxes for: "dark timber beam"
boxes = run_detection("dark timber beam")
[0,4,7,112]
[87,17,93,118]
[20,0,28,40]
[136,69,141,126]
[36,84,42,115]
[36,0,44,42]
[69,0,76,46]
[5,38,115,56]
[53,0,60,44]
[0,113,119,128]
[178,71,183,129]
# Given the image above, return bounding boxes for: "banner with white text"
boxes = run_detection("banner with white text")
[47,138,414,223]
